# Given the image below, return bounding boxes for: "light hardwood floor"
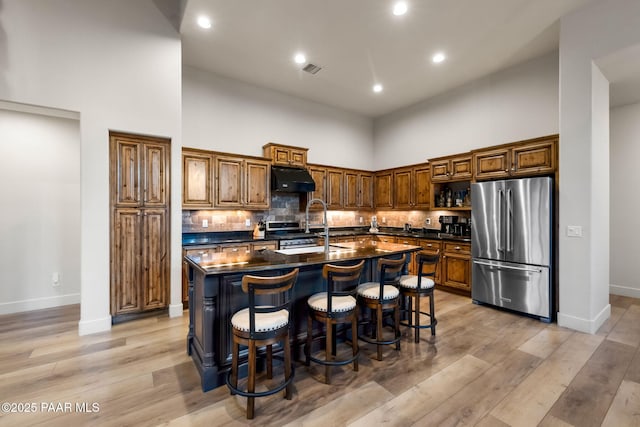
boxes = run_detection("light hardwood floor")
[1,291,639,426]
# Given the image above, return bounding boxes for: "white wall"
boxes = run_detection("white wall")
[373,52,559,169]
[558,0,640,333]
[610,101,640,297]
[183,66,373,169]
[0,0,182,334]
[0,106,80,314]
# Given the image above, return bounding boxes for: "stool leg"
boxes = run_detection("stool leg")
[351,310,359,372]
[325,319,333,384]
[284,332,292,400]
[247,341,256,419]
[415,293,421,343]
[230,340,239,394]
[407,295,413,329]
[394,301,401,351]
[430,291,436,336]
[306,314,312,366]
[376,304,383,361]
[266,345,273,379]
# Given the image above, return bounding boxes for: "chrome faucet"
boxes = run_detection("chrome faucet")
[305,198,329,253]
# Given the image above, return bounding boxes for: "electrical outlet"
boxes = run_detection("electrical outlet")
[202,219,208,228]
[382,217,386,223]
[567,225,582,237]
[52,272,60,287]
[245,219,251,227]
[425,218,431,225]
[359,217,363,223]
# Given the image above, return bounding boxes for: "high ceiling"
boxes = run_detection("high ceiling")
[177,0,635,117]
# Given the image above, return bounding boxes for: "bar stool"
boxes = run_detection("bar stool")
[356,255,406,361]
[305,260,365,384]
[226,268,299,420]
[398,252,439,342]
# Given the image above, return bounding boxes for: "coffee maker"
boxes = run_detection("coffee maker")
[439,215,458,235]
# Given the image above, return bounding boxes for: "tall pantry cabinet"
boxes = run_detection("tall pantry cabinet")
[109,132,170,320]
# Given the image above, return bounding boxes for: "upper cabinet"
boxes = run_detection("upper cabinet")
[214,154,270,210]
[374,170,394,209]
[307,165,326,205]
[112,134,169,208]
[182,149,214,209]
[393,163,431,209]
[473,135,557,180]
[344,170,374,210]
[326,168,344,209]
[262,143,308,168]
[430,154,473,182]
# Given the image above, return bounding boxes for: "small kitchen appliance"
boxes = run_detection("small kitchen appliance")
[438,215,459,235]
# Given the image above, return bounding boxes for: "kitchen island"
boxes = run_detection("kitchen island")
[184,240,421,391]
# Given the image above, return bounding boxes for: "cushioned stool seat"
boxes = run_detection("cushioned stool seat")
[356,282,400,299]
[398,275,435,289]
[231,306,289,332]
[307,293,357,312]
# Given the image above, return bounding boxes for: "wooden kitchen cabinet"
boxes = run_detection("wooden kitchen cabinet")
[473,135,557,180]
[262,143,308,167]
[110,132,170,320]
[441,242,471,293]
[308,165,326,206]
[430,154,473,182]
[417,239,442,282]
[326,168,344,209]
[214,154,270,210]
[374,170,394,208]
[182,149,214,209]
[393,163,431,209]
[344,170,374,210]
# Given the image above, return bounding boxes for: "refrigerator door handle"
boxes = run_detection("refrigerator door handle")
[506,188,513,253]
[498,189,504,252]
[473,259,543,273]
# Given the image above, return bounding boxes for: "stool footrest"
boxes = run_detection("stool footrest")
[226,357,295,399]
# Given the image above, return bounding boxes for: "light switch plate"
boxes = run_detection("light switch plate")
[567,225,582,237]
[245,219,251,227]
[202,219,208,228]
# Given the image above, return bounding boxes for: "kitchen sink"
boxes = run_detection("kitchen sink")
[274,245,354,255]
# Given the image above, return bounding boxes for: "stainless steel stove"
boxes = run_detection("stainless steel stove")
[265,221,319,249]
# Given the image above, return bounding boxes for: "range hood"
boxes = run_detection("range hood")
[271,166,316,193]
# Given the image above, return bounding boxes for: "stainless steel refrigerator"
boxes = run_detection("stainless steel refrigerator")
[471,177,552,321]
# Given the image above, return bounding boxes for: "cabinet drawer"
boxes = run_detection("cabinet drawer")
[376,235,397,243]
[418,239,442,252]
[251,241,277,251]
[219,244,251,255]
[444,242,471,255]
[397,237,418,246]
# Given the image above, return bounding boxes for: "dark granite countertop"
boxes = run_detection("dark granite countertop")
[182,227,471,247]
[184,241,421,275]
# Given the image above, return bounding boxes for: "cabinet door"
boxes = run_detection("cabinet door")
[414,165,431,208]
[450,155,473,180]
[393,167,413,209]
[215,156,243,207]
[272,146,292,166]
[143,143,168,206]
[473,148,510,180]
[111,208,142,314]
[244,159,270,209]
[183,151,213,208]
[360,173,374,209]
[374,171,393,208]
[308,166,326,205]
[344,171,359,209]
[327,168,344,209]
[419,239,442,284]
[511,140,556,176]
[289,148,307,167]
[442,252,471,291]
[430,159,451,182]
[112,138,141,207]
[141,209,168,310]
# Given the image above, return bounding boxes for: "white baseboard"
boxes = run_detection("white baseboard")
[609,284,640,298]
[557,303,611,334]
[169,303,184,318]
[0,293,80,315]
[78,315,112,336]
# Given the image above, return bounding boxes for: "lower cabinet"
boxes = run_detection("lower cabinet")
[441,242,471,292]
[111,208,169,316]
[416,239,442,282]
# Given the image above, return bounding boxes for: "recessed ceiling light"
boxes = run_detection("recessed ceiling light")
[294,53,306,64]
[393,2,408,16]
[432,52,446,63]
[373,84,383,93]
[197,16,212,29]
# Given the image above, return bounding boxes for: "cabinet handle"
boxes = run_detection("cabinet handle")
[427,244,432,247]
[455,246,461,250]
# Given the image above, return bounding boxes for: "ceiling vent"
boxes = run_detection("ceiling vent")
[302,63,322,75]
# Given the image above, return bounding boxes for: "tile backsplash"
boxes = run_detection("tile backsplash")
[182,193,469,232]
